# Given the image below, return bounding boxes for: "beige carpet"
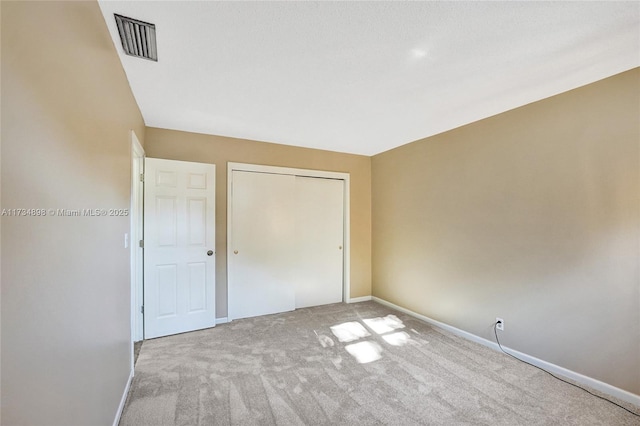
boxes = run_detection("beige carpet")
[120,302,639,425]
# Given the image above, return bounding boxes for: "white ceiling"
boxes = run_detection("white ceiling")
[98,1,639,156]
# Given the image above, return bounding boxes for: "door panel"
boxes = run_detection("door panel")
[294,176,344,308]
[157,264,177,317]
[187,198,206,245]
[187,262,207,312]
[156,196,177,246]
[229,171,296,320]
[144,158,216,338]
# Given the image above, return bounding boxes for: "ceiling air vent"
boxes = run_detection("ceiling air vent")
[114,14,157,62]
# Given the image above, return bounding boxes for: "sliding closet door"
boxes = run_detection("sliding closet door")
[228,171,296,320]
[294,176,344,308]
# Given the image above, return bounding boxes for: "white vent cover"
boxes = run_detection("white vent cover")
[114,14,157,62]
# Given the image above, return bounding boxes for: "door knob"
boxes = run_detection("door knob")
[234,250,238,254]
[338,246,342,250]
[207,250,214,256]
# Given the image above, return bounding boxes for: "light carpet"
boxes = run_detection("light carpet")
[120,301,639,425]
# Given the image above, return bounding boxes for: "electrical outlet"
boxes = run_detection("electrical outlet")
[496,317,504,331]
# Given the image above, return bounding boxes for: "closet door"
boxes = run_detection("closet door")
[228,171,296,320]
[294,176,344,308]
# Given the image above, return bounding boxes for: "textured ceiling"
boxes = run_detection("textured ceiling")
[98,1,639,156]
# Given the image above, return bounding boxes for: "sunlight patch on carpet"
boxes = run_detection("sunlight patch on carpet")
[363,315,405,335]
[382,331,411,347]
[345,341,383,364]
[330,321,371,342]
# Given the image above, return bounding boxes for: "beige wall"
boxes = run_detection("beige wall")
[372,68,640,395]
[1,1,145,424]
[145,128,372,318]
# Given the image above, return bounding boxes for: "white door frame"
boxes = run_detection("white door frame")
[227,162,351,309]
[130,131,144,351]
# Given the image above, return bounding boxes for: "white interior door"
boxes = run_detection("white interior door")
[144,158,216,339]
[294,176,344,308]
[229,171,296,320]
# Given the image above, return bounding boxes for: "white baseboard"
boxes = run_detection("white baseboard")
[113,368,134,426]
[347,295,372,303]
[372,296,640,408]
[216,317,229,325]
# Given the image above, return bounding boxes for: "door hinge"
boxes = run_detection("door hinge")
[140,173,145,182]
[141,305,144,314]
[139,240,144,248]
